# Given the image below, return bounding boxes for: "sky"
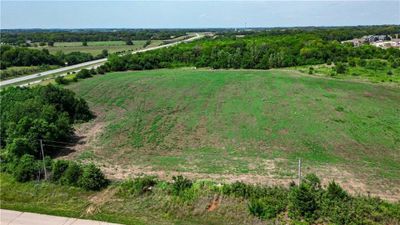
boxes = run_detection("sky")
[1,1,399,29]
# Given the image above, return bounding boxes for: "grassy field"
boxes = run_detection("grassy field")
[30,40,163,56]
[293,63,400,84]
[66,68,400,200]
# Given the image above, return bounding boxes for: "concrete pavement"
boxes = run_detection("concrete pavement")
[0,209,121,225]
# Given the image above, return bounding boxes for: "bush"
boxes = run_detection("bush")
[5,138,36,159]
[51,160,70,182]
[89,68,97,75]
[222,181,252,198]
[55,76,69,85]
[326,181,348,201]
[248,194,288,219]
[303,173,322,191]
[120,176,158,195]
[13,154,39,182]
[288,183,319,222]
[60,162,82,186]
[308,67,314,74]
[76,69,92,79]
[78,163,108,191]
[334,62,347,74]
[172,175,192,195]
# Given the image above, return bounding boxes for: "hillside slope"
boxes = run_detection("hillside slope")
[67,68,400,200]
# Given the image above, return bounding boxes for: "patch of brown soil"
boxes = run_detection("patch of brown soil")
[207,194,222,212]
[98,162,400,202]
[60,120,106,160]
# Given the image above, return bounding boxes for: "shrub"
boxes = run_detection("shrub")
[172,175,192,195]
[5,138,36,159]
[335,106,345,112]
[248,194,288,219]
[55,76,69,85]
[303,173,322,191]
[13,154,39,182]
[334,62,347,74]
[308,67,314,74]
[76,69,92,79]
[387,70,393,76]
[51,160,70,182]
[120,176,158,195]
[288,183,319,222]
[89,68,97,75]
[326,181,348,201]
[222,181,252,198]
[78,164,108,191]
[60,161,82,186]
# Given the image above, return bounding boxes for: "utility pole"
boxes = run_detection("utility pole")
[298,158,302,185]
[39,139,47,180]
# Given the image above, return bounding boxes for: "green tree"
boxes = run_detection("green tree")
[78,164,108,191]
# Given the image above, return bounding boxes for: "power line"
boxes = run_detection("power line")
[43,144,72,149]
[41,139,76,145]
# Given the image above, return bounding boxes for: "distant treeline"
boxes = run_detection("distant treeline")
[1,29,188,45]
[0,45,107,70]
[218,25,400,41]
[102,28,400,72]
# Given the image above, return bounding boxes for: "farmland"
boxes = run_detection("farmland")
[66,68,400,200]
[30,40,163,56]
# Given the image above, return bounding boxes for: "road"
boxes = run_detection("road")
[0,209,121,225]
[0,33,203,88]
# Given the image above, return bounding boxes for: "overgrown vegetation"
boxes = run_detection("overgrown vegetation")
[2,173,399,225]
[0,85,108,190]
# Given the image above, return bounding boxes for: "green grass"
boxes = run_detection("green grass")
[294,63,400,84]
[67,68,400,188]
[30,40,162,56]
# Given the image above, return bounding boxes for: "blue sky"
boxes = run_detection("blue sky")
[1,1,399,29]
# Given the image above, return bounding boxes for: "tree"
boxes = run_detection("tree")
[82,41,88,46]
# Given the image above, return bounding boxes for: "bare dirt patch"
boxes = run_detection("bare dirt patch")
[60,120,106,160]
[97,161,400,202]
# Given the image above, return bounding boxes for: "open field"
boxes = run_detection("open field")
[30,40,163,56]
[292,63,400,84]
[65,68,400,200]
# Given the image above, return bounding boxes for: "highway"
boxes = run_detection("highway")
[0,33,202,88]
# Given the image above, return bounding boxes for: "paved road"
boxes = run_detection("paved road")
[0,33,202,88]
[0,209,122,225]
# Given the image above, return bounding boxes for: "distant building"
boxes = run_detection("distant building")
[362,35,389,43]
[342,34,399,48]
